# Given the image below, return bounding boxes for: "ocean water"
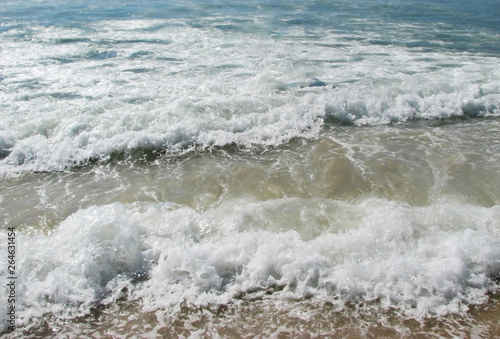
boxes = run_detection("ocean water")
[1,0,500,337]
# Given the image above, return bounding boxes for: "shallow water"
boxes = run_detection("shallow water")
[3,120,500,337]
[1,0,500,337]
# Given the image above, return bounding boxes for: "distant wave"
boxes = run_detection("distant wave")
[0,97,498,176]
[1,16,499,176]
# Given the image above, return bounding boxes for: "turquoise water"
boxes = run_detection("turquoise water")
[1,0,500,337]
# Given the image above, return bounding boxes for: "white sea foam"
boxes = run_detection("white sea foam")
[4,204,148,330]
[1,20,499,175]
[1,1,500,336]
[4,198,499,330]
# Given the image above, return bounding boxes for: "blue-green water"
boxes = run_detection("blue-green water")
[1,0,500,337]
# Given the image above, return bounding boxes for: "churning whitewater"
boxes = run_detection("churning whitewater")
[1,0,500,337]
[1,3,499,176]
